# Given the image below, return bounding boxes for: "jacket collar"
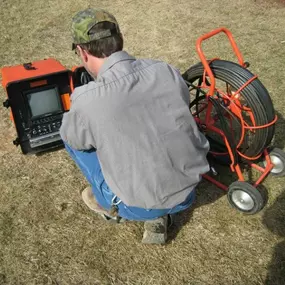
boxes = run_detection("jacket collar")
[98,51,135,77]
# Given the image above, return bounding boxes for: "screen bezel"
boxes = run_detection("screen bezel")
[23,85,64,120]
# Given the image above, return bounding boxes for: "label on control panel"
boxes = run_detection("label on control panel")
[29,131,62,148]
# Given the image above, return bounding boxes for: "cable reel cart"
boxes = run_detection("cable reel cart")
[182,27,285,215]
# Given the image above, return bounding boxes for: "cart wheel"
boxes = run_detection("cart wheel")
[227,181,265,215]
[264,147,285,177]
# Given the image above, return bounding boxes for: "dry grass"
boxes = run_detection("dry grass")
[0,0,285,284]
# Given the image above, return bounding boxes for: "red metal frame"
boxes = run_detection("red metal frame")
[194,27,277,191]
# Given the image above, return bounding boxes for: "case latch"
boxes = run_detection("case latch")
[23,63,36,70]
[13,138,20,146]
[3,99,10,108]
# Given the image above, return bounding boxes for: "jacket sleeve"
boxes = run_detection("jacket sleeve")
[59,108,95,151]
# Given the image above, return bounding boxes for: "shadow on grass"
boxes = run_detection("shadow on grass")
[262,109,285,285]
[263,190,285,285]
[167,164,230,242]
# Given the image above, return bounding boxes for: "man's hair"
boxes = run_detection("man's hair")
[79,22,123,58]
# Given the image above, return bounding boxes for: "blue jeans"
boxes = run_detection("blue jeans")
[65,143,195,221]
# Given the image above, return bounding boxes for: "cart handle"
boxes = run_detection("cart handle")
[196,27,245,97]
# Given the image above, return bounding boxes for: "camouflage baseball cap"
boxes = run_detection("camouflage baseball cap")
[71,8,120,50]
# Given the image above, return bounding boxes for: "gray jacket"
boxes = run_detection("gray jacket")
[60,51,210,209]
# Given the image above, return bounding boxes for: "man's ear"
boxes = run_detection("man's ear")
[78,46,88,62]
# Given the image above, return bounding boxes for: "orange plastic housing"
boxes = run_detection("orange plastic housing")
[1,58,67,89]
[1,58,71,123]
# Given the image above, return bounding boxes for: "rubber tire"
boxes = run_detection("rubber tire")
[264,147,285,177]
[227,181,265,215]
[182,60,275,158]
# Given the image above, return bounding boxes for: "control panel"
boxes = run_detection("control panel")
[28,114,63,148]
[31,115,62,137]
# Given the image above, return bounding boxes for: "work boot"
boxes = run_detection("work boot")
[81,187,124,223]
[142,215,169,244]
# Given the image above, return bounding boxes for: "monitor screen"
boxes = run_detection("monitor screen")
[26,87,62,118]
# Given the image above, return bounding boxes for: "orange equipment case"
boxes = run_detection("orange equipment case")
[1,58,72,154]
[2,58,71,112]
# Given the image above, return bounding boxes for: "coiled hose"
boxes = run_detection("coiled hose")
[182,60,275,158]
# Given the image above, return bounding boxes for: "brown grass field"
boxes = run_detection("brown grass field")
[1,0,285,284]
